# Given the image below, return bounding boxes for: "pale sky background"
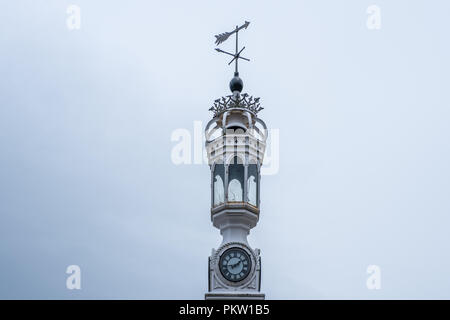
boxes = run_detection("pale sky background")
[1,0,450,299]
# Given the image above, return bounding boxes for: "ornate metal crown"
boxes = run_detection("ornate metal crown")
[209,93,263,117]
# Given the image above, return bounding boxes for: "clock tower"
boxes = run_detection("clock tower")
[205,22,267,300]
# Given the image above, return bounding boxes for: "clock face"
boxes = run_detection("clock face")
[219,247,252,282]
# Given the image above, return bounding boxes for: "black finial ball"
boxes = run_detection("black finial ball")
[229,75,243,93]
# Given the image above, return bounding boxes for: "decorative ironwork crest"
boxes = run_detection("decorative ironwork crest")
[209,93,263,117]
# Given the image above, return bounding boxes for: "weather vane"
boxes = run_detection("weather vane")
[214,21,250,75]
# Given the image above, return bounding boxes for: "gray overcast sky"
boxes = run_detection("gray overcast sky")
[1,0,450,299]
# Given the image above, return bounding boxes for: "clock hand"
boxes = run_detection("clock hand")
[229,260,242,269]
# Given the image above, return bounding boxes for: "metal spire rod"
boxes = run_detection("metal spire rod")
[235,25,238,74]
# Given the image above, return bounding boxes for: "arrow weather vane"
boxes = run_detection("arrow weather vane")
[214,21,250,75]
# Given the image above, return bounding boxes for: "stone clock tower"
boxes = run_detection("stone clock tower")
[205,21,267,300]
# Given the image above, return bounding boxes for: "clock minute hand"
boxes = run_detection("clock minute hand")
[229,261,242,269]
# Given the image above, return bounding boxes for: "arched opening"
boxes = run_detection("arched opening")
[227,156,244,202]
[213,163,225,206]
[247,163,258,207]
